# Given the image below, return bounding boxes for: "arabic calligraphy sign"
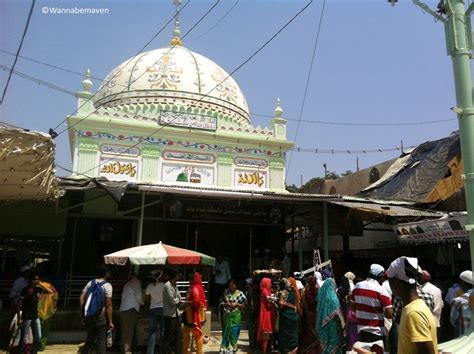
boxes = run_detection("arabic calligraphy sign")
[100,144,140,157]
[180,201,283,224]
[234,157,268,168]
[160,111,217,131]
[163,150,215,164]
[234,169,267,188]
[99,158,139,181]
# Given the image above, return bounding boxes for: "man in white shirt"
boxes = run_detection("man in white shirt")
[119,273,143,354]
[145,271,166,354]
[419,270,443,330]
[213,255,231,305]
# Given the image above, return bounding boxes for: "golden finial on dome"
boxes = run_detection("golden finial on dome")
[171,0,183,46]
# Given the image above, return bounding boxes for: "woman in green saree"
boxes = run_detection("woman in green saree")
[278,278,299,354]
[220,279,247,352]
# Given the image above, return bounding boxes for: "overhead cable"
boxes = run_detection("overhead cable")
[0,0,36,105]
[57,0,220,136]
[286,0,326,180]
[2,63,456,127]
[50,0,192,131]
[76,0,315,176]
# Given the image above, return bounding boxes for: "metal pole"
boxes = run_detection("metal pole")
[323,201,329,261]
[185,223,189,249]
[298,228,303,272]
[291,214,295,273]
[67,218,78,306]
[411,0,474,274]
[134,191,145,273]
[249,228,253,272]
[137,191,145,247]
[447,0,474,273]
[57,236,63,274]
[194,228,198,251]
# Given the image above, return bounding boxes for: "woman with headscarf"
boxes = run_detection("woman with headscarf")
[278,278,299,354]
[316,278,344,354]
[258,277,276,353]
[183,271,207,354]
[220,279,247,352]
[300,276,322,354]
[287,277,302,318]
[342,272,358,350]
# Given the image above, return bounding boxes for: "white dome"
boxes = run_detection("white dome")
[94,46,250,124]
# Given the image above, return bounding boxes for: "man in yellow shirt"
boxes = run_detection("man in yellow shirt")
[386,256,437,354]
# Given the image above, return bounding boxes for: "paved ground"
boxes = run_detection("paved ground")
[0,331,263,353]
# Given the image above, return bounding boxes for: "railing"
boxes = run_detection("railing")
[63,275,127,307]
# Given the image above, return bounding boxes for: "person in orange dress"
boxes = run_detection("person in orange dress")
[183,272,207,354]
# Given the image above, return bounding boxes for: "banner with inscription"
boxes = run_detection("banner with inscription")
[234,169,268,189]
[162,163,215,185]
[99,157,139,182]
[163,150,215,164]
[394,213,469,244]
[100,144,140,157]
[160,111,217,131]
[179,200,283,224]
[234,157,268,168]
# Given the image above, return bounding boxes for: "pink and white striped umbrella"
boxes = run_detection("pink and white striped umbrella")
[104,241,215,266]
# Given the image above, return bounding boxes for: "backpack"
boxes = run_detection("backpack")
[83,279,107,318]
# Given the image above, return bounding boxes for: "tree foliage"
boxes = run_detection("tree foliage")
[287,171,342,194]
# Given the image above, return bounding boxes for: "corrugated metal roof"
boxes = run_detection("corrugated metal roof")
[137,183,418,205]
[138,184,340,202]
[329,201,444,218]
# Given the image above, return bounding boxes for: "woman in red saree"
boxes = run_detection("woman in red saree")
[183,272,207,354]
[258,277,276,352]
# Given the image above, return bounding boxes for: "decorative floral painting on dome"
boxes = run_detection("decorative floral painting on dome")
[127,53,147,89]
[146,53,182,90]
[98,64,124,99]
[211,66,237,104]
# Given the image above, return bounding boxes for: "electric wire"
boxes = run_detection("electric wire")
[56,0,220,136]
[2,59,419,154]
[189,0,239,42]
[286,0,326,180]
[0,63,423,158]
[49,0,192,131]
[1,62,457,127]
[0,64,76,96]
[75,0,315,177]
[0,0,36,105]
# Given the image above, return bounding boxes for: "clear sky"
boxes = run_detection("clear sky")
[0,0,463,187]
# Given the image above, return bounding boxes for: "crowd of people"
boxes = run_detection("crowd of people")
[208,255,473,354]
[6,256,474,354]
[234,256,473,354]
